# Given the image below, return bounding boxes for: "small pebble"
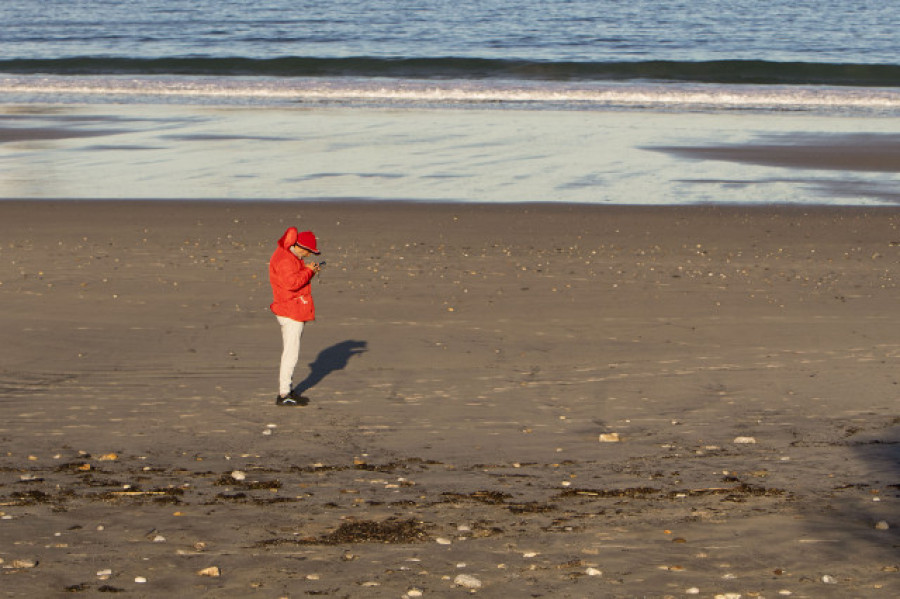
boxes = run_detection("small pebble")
[585,567,602,576]
[197,566,220,577]
[231,470,246,481]
[407,589,423,598]
[135,576,147,583]
[152,535,166,543]
[686,588,700,595]
[599,433,621,442]
[453,574,482,589]
[733,436,757,444]
[822,574,837,584]
[96,568,112,579]
[436,537,452,545]
[875,520,890,530]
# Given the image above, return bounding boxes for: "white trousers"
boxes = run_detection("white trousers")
[276,315,305,396]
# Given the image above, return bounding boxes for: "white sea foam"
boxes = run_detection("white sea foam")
[1,75,899,115]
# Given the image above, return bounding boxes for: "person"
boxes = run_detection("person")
[269,227,321,405]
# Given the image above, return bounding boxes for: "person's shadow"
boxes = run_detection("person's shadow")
[292,340,368,398]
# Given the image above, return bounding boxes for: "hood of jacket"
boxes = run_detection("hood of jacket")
[278,227,299,250]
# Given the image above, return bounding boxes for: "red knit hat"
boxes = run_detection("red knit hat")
[296,231,319,254]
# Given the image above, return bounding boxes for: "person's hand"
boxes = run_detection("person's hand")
[310,263,321,274]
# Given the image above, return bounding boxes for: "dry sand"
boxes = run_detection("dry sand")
[1,200,899,598]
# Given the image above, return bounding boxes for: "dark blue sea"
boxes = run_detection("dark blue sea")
[5,0,898,65]
[1,0,898,204]
[2,0,899,111]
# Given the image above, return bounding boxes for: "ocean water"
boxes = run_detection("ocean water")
[1,0,899,204]
[2,0,899,112]
[4,0,898,64]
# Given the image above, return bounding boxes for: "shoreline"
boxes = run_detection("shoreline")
[2,200,900,596]
[2,102,899,206]
[2,197,900,208]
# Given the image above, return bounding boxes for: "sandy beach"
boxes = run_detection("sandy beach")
[1,200,899,597]
[3,103,900,207]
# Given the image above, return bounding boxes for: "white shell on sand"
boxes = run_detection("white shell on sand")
[599,433,621,442]
[733,436,757,444]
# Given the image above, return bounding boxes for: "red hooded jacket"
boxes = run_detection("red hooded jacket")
[269,227,316,322]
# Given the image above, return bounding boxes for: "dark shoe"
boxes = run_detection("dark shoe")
[276,395,299,406]
[288,389,308,402]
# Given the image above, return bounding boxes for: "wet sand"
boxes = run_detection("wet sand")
[3,103,900,207]
[1,200,900,597]
[646,132,900,173]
